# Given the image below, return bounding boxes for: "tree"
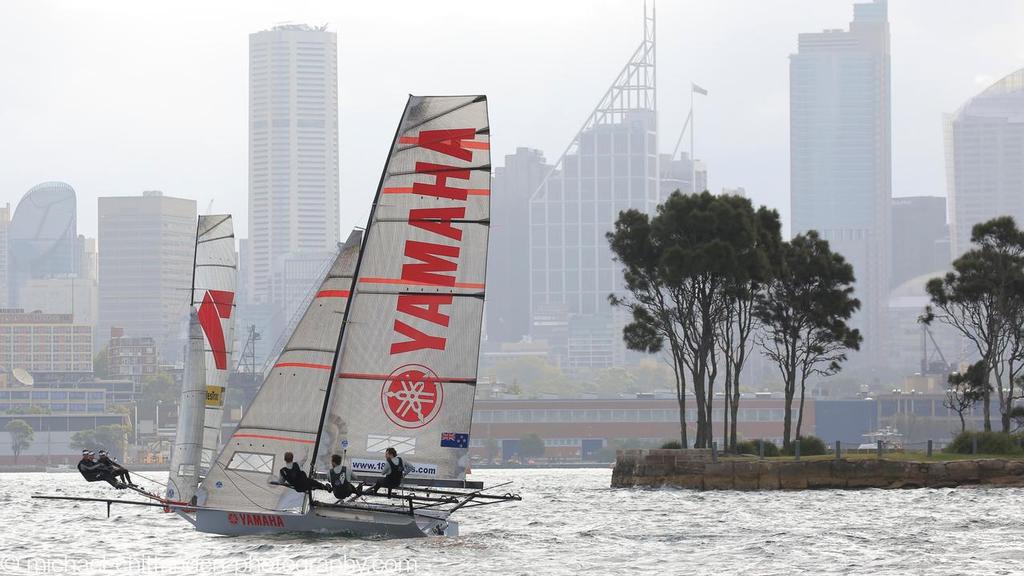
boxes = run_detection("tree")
[926,217,1024,432]
[70,425,129,459]
[756,232,861,448]
[944,362,990,432]
[5,419,34,464]
[140,370,180,406]
[518,433,545,459]
[717,201,780,451]
[610,192,776,448]
[93,345,110,379]
[608,205,689,447]
[489,356,569,397]
[1010,405,1024,433]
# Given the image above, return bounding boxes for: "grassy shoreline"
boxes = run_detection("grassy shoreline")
[721,452,1024,463]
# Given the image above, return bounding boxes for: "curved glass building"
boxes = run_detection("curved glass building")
[946,68,1024,258]
[7,182,78,306]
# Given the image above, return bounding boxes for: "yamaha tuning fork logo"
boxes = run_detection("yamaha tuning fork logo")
[381,364,444,429]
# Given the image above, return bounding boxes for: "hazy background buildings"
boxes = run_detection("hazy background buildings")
[2,1,1024,461]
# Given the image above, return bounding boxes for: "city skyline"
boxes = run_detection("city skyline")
[3,1,1023,242]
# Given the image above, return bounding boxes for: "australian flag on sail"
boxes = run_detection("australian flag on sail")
[440,432,469,449]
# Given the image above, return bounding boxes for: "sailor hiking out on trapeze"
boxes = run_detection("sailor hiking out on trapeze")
[77,449,139,490]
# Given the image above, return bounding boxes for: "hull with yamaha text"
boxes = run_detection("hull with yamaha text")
[194,505,456,538]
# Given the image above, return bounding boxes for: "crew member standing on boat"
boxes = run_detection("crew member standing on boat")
[97,449,137,488]
[279,451,330,493]
[364,447,404,495]
[77,450,125,489]
[328,453,360,499]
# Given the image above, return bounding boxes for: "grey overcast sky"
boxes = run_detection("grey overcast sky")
[2,0,1023,240]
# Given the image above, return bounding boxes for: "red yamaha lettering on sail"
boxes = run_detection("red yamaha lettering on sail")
[389,128,477,357]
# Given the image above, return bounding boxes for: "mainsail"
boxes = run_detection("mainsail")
[313,95,490,483]
[198,231,362,512]
[167,214,237,505]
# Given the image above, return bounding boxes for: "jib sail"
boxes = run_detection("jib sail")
[198,231,361,512]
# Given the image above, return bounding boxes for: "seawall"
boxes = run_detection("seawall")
[611,449,1024,490]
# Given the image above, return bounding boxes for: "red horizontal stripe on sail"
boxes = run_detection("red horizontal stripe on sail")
[381,187,490,196]
[398,136,489,150]
[232,433,315,445]
[316,290,350,298]
[359,277,485,290]
[273,362,332,370]
[338,372,477,384]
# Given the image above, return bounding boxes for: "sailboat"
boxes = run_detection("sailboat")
[166,214,237,507]
[191,94,518,537]
[34,94,518,538]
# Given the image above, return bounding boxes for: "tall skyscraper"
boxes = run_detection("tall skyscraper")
[946,68,1024,258]
[97,191,196,361]
[487,148,551,345]
[0,203,9,308]
[7,182,79,307]
[790,0,891,368]
[248,24,340,313]
[529,9,657,371]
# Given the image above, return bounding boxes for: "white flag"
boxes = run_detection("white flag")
[692,83,708,96]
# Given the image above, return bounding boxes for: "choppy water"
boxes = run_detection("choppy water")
[2,468,1024,575]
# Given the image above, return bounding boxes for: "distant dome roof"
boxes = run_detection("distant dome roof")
[953,68,1024,121]
[9,182,76,258]
[889,270,949,308]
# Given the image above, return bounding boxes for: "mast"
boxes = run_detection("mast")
[307,98,413,478]
[166,217,204,504]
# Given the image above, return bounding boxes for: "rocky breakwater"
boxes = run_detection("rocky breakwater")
[611,449,1024,490]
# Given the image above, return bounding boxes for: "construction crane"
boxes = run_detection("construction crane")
[917,313,950,375]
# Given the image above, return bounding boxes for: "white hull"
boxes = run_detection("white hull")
[194,505,456,538]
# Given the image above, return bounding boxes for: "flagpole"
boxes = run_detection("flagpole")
[690,86,695,192]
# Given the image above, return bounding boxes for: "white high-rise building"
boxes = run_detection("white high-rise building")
[248,24,340,310]
[790,0,891,369]
[946,68,1024,258]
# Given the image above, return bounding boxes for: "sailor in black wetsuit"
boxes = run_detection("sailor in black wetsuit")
[97,450,136,487]
[77,450,125,489]
[364,447,404,495]
[279,451,331,493]
[328,453,360,500]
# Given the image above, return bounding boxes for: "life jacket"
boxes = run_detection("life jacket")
[77,459,108,482]
[280,462,309,490]
[329,465,348,488]
[386,457,404,484]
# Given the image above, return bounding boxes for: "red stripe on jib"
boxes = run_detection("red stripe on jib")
[316,290,350,298]
[273,362,332,370]
[232,433,315,445]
